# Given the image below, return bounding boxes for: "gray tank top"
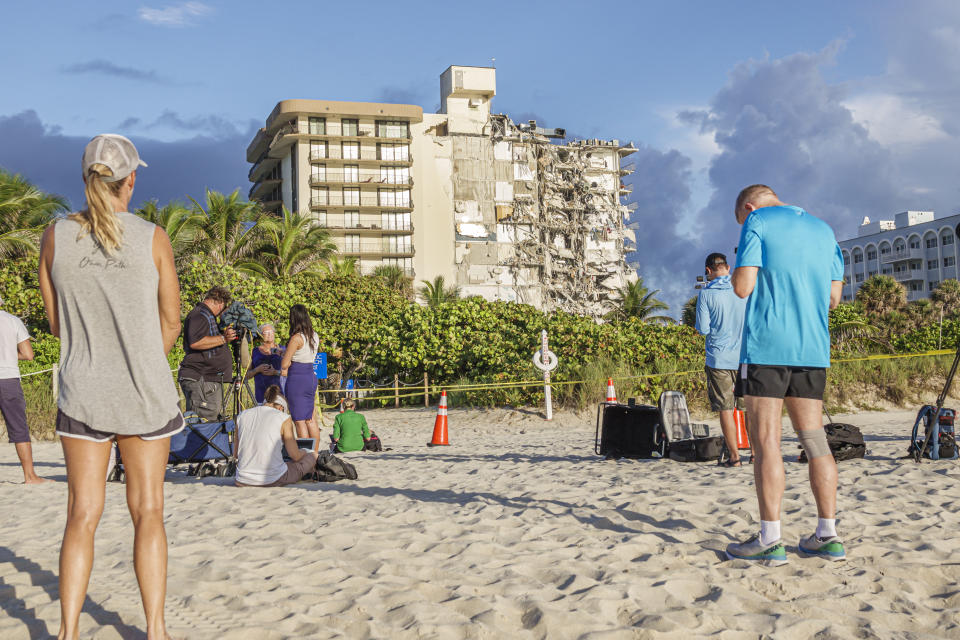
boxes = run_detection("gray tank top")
[52,213,180,434]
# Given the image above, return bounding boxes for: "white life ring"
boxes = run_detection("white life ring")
[533,349,558,371]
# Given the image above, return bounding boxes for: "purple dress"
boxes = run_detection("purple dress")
[251,346,284,404]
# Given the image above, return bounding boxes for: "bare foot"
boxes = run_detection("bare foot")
[24,476,53,484]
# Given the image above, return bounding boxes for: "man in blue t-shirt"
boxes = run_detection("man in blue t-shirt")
[695,252,747,466]
[724,184,846,567]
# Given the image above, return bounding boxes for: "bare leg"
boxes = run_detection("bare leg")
[294,417,321,450]
[15,441,51,483]
[58,437,112,640]
[784,397,837,518]
[744,395,785,521]
[718,410,740,463]
[115,435,172,640]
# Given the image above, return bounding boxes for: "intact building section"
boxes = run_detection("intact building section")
[247,100,423,275]
[838,211,960,302]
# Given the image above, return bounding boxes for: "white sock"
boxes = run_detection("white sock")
[759,520,781,545]
[816,518,837,539]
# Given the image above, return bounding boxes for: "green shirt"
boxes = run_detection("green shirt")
[333,410,370,452]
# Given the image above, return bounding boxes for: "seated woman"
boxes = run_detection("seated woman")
[332,398,371,453]
[245,322,284,404]
[235,385,317,487]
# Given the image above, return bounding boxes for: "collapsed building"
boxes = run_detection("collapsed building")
[247,64,637,319]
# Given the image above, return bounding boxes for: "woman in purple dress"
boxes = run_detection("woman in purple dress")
[246,322,284,403]
[279,305,320,449]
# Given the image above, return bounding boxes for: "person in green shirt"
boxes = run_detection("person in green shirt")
[332,399,371,452]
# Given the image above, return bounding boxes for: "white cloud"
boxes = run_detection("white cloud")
[138,2,213,27]
[845,93,950,146]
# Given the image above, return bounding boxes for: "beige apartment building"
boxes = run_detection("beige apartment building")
[247,65,637,317]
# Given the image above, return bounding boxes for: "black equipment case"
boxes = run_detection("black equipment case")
[594,402,666,459]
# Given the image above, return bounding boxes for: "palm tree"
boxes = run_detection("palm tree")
[681,295,698,327]
[322,256,358,277]
[932,279,960,314]
[419,275,461,307]
[0,169,67,258]
[856,275,906,316]
[188,189,265,270]
[134,199,201,262]
[373,264,414,299]
[904,298,935,331]
[609,278,673,323]
[251,207,337,280]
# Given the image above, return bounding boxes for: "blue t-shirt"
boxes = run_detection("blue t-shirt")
[695,274,746,370]
[735,205,843,368]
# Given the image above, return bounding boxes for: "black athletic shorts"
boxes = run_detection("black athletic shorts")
[735,364,826,400]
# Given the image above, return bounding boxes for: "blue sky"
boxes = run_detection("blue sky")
[2,0,959,313]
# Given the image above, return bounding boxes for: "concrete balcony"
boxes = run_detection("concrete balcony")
[309,194,412,210]
[308,173,413,187]
[893,269,924,282]
[881,248,924,264]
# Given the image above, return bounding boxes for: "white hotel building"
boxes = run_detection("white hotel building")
[839,211,960,303]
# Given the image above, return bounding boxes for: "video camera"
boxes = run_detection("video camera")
[218,300,261,364]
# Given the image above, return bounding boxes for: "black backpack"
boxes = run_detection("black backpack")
[364,433,383,452]
[798,423,865,463]
[313,452,358,482]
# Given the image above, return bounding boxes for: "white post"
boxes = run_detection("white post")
[52,363,59,401]
[542,330,553,421]
[533,330,558,422]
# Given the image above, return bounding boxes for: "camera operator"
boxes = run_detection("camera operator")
[178,286,235,420]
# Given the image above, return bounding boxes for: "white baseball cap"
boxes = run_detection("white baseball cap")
[82,134,147,182]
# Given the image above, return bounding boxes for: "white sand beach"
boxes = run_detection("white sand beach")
[1,406,959,639]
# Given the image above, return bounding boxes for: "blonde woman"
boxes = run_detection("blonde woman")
[38,134,182,640]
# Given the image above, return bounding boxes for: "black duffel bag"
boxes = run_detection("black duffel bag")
[798,423,865,463]
[668,435,725,462]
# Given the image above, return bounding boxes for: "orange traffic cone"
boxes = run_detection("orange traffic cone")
[734,409,750,449]
[339,399,345,414]
[605,378,617,404]
[428,390,450,446]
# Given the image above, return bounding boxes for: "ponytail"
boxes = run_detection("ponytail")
[70,163,125,253]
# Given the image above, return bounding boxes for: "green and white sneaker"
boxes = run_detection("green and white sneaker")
[725,533,788,566]
[798,534,846,561]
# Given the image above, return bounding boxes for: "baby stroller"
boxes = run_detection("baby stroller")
[108,412,237,482]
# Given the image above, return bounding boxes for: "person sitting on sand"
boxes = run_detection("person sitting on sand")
[331,398,370,453]
[235,385,318,487]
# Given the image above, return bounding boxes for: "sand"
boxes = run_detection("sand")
[1,406,959,639]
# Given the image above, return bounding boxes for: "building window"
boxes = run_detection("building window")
[379,189,410,207]
[926,237,938,248]
[843,254,850,265]
[342,141,359,160]
[868,270,877,277]
[310,140,327,159]
[378,143,409,161]
[930,281,940,291]
[867,250,877,260]
[343,187,360,206]
[943,234,955,246]
[381,212,411,230]
[310,187,328,206]
[310,164,326,183]
[309,117,325,135]
[911,282,924,292]
[385,235,412,254]
[344,210,360,227]
[341,119,359,136]
[343,235,361,252]
[855,273,864,283]
[380,166,409,184]
[945,256,956,267]
[853,253,863,263]
[909,239,920,249]
[343,165,359,183]
[929,259,938,270]
[881,246,891,255]
[882,267,892,274]
[376,120,409,138]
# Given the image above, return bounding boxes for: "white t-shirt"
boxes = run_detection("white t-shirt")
[0,310,30,380]
[291,332,319,364]
[235,405,289,486]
